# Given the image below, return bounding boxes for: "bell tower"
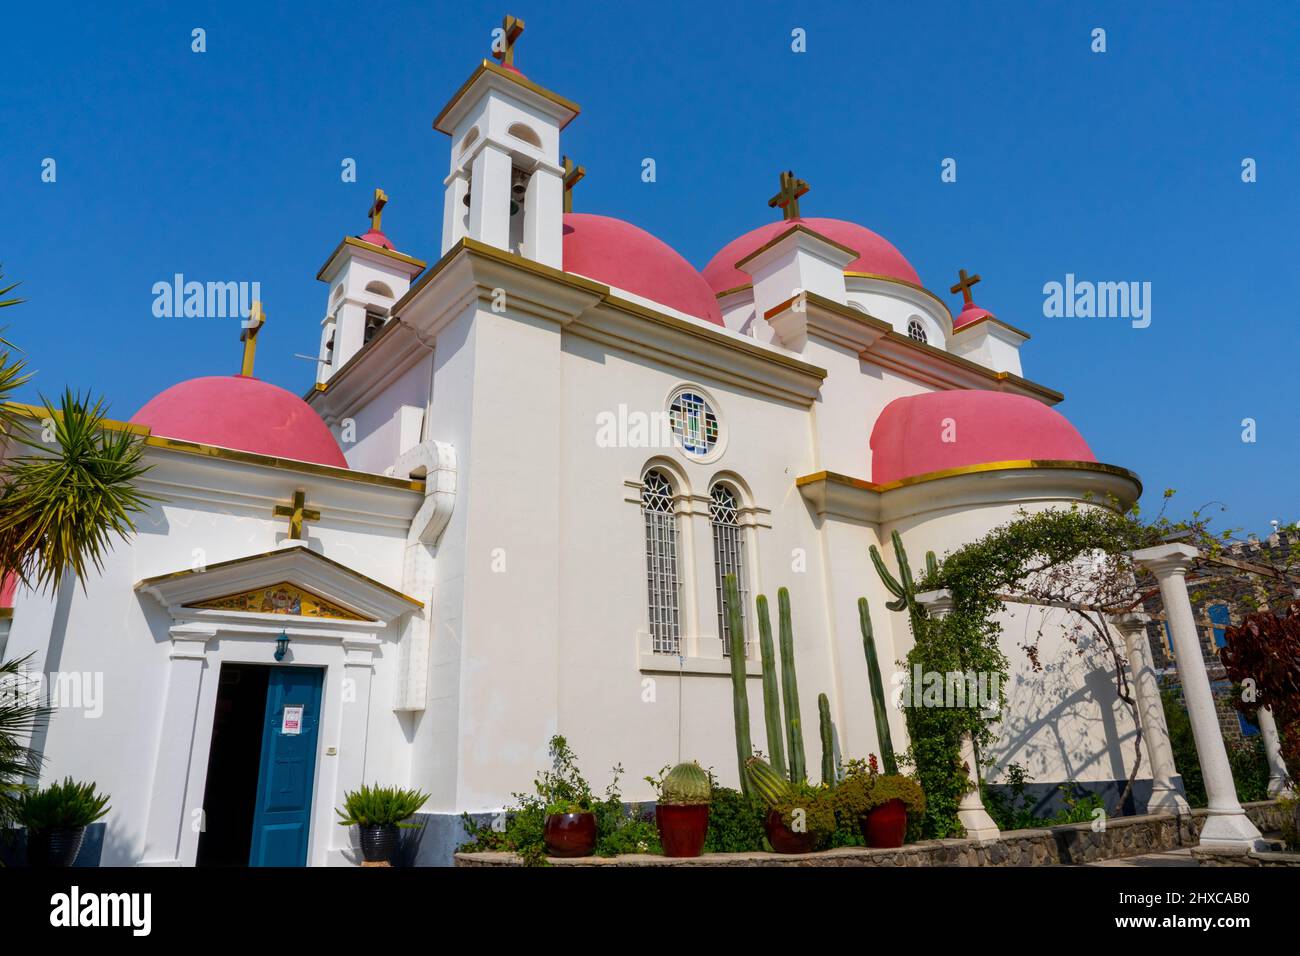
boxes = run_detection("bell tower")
[433,15,579,268]
[314,188,426,385]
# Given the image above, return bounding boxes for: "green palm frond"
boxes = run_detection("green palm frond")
[0,268,23,310]
[0,654,52,831]
[0,389,153,594]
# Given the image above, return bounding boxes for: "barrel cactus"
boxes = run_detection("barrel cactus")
[660,762,711,806]
[745,756,794,809]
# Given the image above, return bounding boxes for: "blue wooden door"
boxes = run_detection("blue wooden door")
[249,667,324,866]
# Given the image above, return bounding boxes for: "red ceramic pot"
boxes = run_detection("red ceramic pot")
[655,803,709,857]
[764,809,818,854]
[543,812,597,857]
[860,798,908,848]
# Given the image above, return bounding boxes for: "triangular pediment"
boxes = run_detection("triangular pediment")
[184,581,371,621]
[136,543,421,626]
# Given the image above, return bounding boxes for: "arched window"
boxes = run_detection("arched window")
[507,122,542,148]
[710,483,747,654]
[364,280,394,298]
[642,470,681,654]
[907,318,928,344]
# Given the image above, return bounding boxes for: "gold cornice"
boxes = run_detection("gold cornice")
[135,545,424,608]
[733,224,860,272]
[433,60,580,134]
[4,402,151,436]
[951,314,1032,340]
[796,459,1142,497]
[316,236,427,282]
[714,284,753,300]
[142,435,425,492]
[378,238,827,383]
[876,330,1064,404]
[763,290,891,334]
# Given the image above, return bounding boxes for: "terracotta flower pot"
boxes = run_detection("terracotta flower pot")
[764,809,818,854]
[860,798,908,848]
[543,812,597,857]
[655,803,709,857]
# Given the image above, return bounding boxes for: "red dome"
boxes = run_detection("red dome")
[131,376,348,468]
[870,390,1094,484]
[358,229,395,251]
[703,217,921,294]
[563,213,724,326]
[954,302,996,330]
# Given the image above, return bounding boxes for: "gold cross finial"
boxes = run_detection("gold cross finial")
[240,300,266,377]
[561,156,585,213]
[949,268,982,306]
[273,489,321,541]
[368,187,388,232]
[768,170,810,221]
[493,15,525,67]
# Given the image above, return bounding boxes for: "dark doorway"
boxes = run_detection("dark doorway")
[196,663,270,866]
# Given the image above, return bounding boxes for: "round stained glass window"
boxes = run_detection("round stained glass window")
[668,389,720,458]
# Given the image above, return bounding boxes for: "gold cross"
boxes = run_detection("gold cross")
[561,156,585,213]
[273,489,321,541]
[240,300,266,377]
[493,14,525,67]
[949,268,982,306]
[768,170,809,221]
[368,187,388,232]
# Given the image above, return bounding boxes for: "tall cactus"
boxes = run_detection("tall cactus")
[817,693,836,788]
[869,530,937,628]
[858,597,898,775]
[754,595,787,778]
[724,574,752,796]
[777,587,806,783]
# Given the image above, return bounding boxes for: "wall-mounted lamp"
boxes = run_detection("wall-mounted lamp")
[274,631,290,662]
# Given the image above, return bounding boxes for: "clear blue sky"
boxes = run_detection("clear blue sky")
[2,1,1297,535]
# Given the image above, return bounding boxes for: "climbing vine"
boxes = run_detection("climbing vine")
[907,493,1213,834]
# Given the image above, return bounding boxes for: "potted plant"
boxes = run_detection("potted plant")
[652,762,711,857]
[834,756,925,848]
[745,757,834,854]
[542,796,597,857]
[18,777,110,867]
[336,783,429,864]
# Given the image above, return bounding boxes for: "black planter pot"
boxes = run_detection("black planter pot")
[359,824,400,863]
[26,826,86,867]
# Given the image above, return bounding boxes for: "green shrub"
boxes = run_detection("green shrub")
[459,735,660,865]
[335,783,429,827]
[18,777,110,829]
[702,783,766,853]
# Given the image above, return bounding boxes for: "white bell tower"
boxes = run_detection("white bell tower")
[314,188,426,385]
[433,15,579,269]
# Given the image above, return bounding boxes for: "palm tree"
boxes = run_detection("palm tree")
[0,270,150,839]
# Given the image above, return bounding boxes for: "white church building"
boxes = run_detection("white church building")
[4,21,1159,866]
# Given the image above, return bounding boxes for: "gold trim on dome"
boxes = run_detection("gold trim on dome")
[796,459,1142,496]
[433,60,580,134]
[714,272,955,323]
[184,581,372,621]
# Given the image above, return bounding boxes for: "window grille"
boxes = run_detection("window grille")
[907,319,928,344]
[711,484,747,656]
[642,470,681,654]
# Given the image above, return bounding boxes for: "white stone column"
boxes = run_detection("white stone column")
[138,625,214,866]
[916,589,1000,843]
[1111,613,1190,815]
[1131,544,1266,851]
[1256,706,1294,797]
[468,142,513,251]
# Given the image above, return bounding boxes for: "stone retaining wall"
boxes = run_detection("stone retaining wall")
[454,800,1289,867]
